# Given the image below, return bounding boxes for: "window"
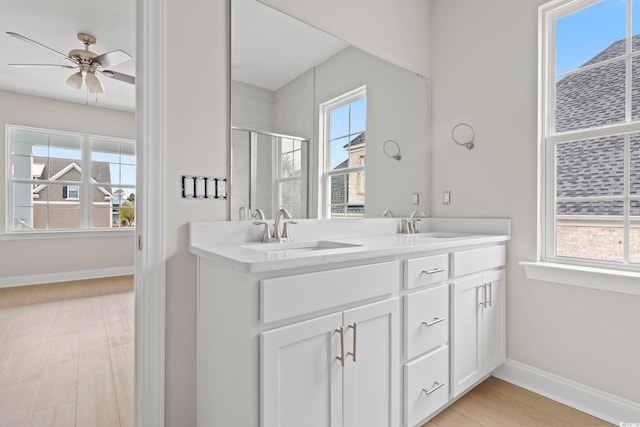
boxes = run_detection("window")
[320,86,366,218]
[7,125,136,232]
[540,0,640,270]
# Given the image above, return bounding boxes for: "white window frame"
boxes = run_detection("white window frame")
[524,0,640,295]
[5,124,135,235]
[64,185,80,200]
[318,85,366,218]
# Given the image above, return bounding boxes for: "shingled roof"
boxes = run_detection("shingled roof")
[32,156,113,194]
[555,36,640,215]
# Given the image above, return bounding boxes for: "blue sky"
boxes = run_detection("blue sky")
[556,0,640,74]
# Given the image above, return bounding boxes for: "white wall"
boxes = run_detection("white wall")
[430,0,640,404]
[0,89,135,280]
[163,0,431,424]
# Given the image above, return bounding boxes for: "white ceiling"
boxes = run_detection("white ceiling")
[0,0,136,112]
[232,0,348,91]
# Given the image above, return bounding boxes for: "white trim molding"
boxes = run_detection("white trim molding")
[135,0,166,425]
[493,359,640,425]
[0,266,134,288]
[520,261,640,296]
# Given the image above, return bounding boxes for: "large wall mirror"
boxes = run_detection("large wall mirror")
[231,0,429,220]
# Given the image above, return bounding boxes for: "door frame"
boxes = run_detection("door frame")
[135,0,166,425]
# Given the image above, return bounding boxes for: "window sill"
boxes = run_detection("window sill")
[0,229,135,241]
[520,261,640,296]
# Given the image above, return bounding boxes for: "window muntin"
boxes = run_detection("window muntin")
[7,125,135,232]
[321,87,366,218]
[541,0,640,270]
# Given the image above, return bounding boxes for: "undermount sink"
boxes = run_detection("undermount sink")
[242,240,361,254]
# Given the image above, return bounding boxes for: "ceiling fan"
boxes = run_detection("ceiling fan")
[6,31,135,93]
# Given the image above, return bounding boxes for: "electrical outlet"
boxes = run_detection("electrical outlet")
[412,192,419,205]
[443,190,452,205]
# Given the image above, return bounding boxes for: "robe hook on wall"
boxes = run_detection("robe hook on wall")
[383,139,402,160]
[452,123,475,149]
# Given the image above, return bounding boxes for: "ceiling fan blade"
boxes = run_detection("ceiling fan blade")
[101,70,135,85]
[6,32,74,63]
[66,71,83,90]
[85,71,104,93]
[9,63,77,69]
[92,50,132,68]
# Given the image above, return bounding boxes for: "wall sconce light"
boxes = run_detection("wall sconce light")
[383,139,402,160]
[452,123,475,149]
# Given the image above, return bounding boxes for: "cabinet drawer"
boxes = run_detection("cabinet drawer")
[404,346,449,427]
[261,261,400,323]
[404,254,449,289]
[453,245,505,277]
[405,284,449,360]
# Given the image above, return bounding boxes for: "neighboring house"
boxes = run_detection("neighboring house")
[554,35,640,259]
[331,132,365,215]
[31,157,114,229]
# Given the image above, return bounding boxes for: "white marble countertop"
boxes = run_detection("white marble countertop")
[189,218,511,273]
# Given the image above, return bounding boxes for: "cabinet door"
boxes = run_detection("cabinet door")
[482,270,506,373]
[451,276,482,398]
[343,298,400,427]
[261,312,344,427]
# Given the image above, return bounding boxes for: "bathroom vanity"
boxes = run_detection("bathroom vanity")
[189,218,510,427]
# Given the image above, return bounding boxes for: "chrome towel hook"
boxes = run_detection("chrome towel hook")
[452,123,475,149]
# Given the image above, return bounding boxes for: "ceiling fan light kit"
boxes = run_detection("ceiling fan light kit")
[6,31,135,94]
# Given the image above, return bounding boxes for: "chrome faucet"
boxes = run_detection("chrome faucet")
[381,210,394,218]
[253,208,294,242]
[252,208,265,221]
[273,208,292,241]
[402,210,427,234]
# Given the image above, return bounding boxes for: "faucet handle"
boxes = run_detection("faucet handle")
[253,221,272,242]
[401,219,411,234]
[281,220,298,241]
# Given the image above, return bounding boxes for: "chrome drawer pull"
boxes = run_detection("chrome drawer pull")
[422,381,445,396]
[334,327,345,367]
[421,317,445,327]
[346,323,357,362]
[421,268,445,275]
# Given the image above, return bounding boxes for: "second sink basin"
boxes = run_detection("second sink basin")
[242,240,361,255]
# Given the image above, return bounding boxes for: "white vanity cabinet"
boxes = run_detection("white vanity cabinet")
[451,246,506,398]
[262,298,399,427]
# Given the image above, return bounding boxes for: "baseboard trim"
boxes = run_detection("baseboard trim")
[0,266,134,288]
[493,359,640,425]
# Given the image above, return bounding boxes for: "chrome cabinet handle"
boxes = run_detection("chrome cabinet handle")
[421,268,445,275]
[478,284,485,307]
[346,323,357,362]
[421,317,445,327]
[422,381,445,396]
[335,327,345,367]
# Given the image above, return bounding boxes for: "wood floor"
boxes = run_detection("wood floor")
[425,376,613,427]
[0,276,134,427]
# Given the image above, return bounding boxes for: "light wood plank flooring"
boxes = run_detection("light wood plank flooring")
[425,376,614,427]
[0,276,134,427]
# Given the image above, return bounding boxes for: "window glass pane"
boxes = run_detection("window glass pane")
[632,133,640,195]
[12,155,33,179]
[280,153,294,178]
[555,60,625,132]
[330,137,349,170]
[556,199,624,263]
[556,136,624,198]
[281,138,293,154]
[350,97,366,134]
[330,104,349,138]
[555,0,626,75]
[47,207,81,230]
[120,165,136,186]
[107,187,135,228]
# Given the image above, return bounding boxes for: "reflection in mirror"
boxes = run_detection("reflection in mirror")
[231,128,308,220]
[231,0,429,220]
